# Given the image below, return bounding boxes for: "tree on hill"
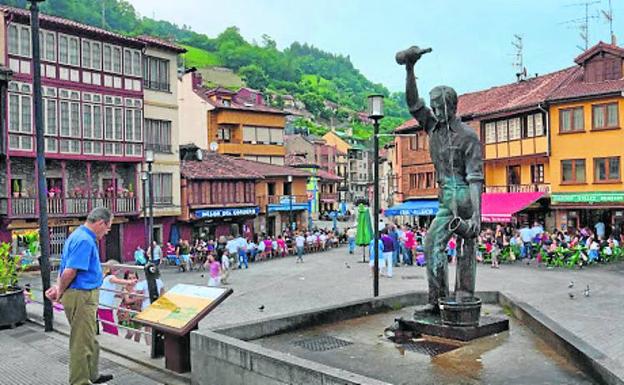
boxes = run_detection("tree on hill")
[239,64,269,91]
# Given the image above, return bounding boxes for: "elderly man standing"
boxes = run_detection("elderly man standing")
[45,207,114,385]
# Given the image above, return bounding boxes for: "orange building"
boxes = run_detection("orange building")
[547,42,624,232]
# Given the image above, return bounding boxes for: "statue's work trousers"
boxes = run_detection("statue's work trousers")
[423,178,477,306]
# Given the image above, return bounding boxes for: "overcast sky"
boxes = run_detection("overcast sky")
[129,0,622,95]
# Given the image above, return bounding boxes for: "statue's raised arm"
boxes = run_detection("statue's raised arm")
[396,46,434,132]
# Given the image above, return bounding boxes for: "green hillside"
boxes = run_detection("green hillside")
[0,0,410,141]
[181,45,221,68]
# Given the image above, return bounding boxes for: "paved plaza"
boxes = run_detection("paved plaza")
[11,244,624,384]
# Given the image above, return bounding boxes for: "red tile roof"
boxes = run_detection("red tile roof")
[181,152,262,180]
[396,66,576,132]
[1,5,143,48]
[316,169,342,182]
[457,67,576,118]
[574,41,624,64]
[547,65,624,102]
[232,158,311,178]
[137,35,186,53]
[394,118,418,133]
[197,87,287,115]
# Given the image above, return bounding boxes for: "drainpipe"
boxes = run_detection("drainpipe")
[537,103,550,157]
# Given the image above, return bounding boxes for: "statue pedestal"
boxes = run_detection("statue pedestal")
[393,314,509,342]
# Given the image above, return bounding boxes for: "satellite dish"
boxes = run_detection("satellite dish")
[196,148,203,161]
[209,142,219,152]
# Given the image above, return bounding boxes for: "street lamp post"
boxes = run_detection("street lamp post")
[287,175,294,231]
[143,149,163,357]
[141,171,148,251]
[29,0,53,331]
[368,94,384,297]
[145,150,155,255]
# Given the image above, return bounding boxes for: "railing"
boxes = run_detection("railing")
[267,195,308,204]
[320,192,339,201]
[12,197,36,216]
[485,184,551,193]
[7,196,139,217]
[154,196,174,206]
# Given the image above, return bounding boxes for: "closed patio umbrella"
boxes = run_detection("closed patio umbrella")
[355,204,373,262]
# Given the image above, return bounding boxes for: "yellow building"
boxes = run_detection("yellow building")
[206,87,286,165]
[178,72,287,165]
[547,42,624,231]
[457,68,574,227]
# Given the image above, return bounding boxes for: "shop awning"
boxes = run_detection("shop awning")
[481,192,544,223]
[384,200,439,216]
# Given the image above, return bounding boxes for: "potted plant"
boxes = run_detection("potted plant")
[0,242,26,328]
[128,183,134,198]
[48,186,61,198]
[12,180,20,198]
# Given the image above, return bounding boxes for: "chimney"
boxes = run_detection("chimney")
[191,71,203,89]
[611,33,617,46]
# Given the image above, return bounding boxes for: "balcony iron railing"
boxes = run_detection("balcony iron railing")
[484,184,551,193]
[6,196,138,218]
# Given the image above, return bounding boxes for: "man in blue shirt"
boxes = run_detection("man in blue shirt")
[46,207,114,385]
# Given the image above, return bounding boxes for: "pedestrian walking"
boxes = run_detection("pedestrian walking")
[380,229,394,277]
[295,231,305,262]
[220,249,231,284]
[148,240,162,265]
[45,207,115,385]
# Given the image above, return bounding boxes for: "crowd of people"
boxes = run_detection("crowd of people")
[477,221,624,267]
[129,228,345,287]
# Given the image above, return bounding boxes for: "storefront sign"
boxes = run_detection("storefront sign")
[552,192,624,203]
[195,206,259,219]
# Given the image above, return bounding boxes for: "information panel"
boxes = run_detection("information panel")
[135,284,232,335]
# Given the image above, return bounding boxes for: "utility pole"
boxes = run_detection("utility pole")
[29,0,53,332]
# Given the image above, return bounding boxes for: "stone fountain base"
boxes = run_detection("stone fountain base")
[392,313,509,342]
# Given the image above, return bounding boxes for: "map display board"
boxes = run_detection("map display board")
[135,284,232,335]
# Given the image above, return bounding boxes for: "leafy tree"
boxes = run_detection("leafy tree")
[239,64,269,91]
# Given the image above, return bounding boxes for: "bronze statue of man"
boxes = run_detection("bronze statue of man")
[397,46,484,314]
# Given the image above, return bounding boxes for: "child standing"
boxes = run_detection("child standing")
[220,249,231,284]
[205,254,221,287]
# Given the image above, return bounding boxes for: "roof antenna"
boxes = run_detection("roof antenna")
[601,0,616,45]
[560,1,600,51]
[512,35,526,81]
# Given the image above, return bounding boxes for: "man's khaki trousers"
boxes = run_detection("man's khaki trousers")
[62,288,100,385]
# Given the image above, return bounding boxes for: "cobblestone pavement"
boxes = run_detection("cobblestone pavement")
[0,323,168,385]
[19,245,624,379]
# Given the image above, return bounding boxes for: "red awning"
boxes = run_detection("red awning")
[481,192,544,223]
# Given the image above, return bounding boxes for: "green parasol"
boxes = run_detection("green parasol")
[355,204,373,262]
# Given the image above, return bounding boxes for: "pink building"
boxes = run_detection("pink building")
[0,6,148,262]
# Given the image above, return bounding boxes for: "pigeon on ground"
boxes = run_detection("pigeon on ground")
[345,262,351,269]
[258,305,265,312]
[568,292,575,299]
[584,285,590,297]
[568,281,574,288]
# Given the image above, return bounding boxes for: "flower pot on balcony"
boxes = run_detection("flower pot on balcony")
[12,192,20,198]
[48,192,55,198]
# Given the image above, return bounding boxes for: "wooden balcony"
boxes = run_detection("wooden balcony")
[320,192,339,202]
[484,184,551,194]
[4,196,139,218]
